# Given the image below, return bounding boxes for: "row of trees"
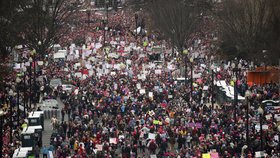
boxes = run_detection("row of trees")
[0,0,79,59]
[128,0,280,65]
[218,0,280,65]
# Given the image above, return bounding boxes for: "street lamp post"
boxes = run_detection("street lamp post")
[245,90,252,148]
[183,50,188,87]
[278,125,280,151]
[210,64,216,111]
[105,0,109,21]
[258,106,264,151]
[135,13,138,38]
[16,77,21,125]
[29,58,32,109]
[232,61,241,123]
[23,67,27,117]
[8,89,13,143]
[34,41,40,107]
[277,125,280,149]
[190,57,193,99]
[171,29,175,57]
[0,109,5,158]
[102,17,108,46]
[87,10,91,27]
[33,60,36,106]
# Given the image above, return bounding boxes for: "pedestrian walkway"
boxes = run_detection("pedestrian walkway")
[42,119,53,147]
[41,98,66,147]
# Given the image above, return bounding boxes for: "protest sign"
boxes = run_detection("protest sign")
[109,138,117,144]
[202,153,210,158]
[148,92,153,98]
[210,152,219,158]
[136,83,141,89]
[148,133,156,140]
[140,89,146,94]
[96,144,103,151]
[155,69,161,75]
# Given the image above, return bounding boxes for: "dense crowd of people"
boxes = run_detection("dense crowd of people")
[0,5,280,158]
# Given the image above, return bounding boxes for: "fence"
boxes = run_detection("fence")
[43,109,61,119]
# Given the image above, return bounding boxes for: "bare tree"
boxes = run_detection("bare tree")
[0,0,24,58]
[17,0,78,58]
[147,0,208,53]
[217,0,280,64]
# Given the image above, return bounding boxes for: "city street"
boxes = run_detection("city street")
[0,0,280,158]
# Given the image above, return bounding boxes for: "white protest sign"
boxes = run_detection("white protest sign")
[109,138,117,144]
[75,50,79,55]
[96,144,103,151]
[48,151,54,158]
[119,135,125,139]
[255,151,265,158]
[95,43,102,49]
[126,60,132,65]
[155,69,161,75]
[53,52,65,59]
[255,124,269,131]
[82,74,87,80]
[71,43,76,48]
[150,63,156,69]
[141,74,146,81]
[74,72,82,78]
[93,149,98,154]
[120,41,125,46]
[14,63,21,69]
[200,64,206,68]
[74,63,81,69]
[37,61,44,66]
[140,89,146,94]
[114,83,118,90]
[114,64,120,70]
[86,64,92,70]
[139,54,145,58]
[25,62,30,66]
[105,63,111,69]
[89,70,93,76]
[193,73,202,79]
[84,50,91,57]
[148,133,156,140]
[148,92,153,98]
[154,86,159,91]
[67,55,74,61]
[203,86,209,90]
[124,46,131,52]
[167,64,175,70]
[136,83,141,89]
[274,135,279,142]
[150,155,157,158]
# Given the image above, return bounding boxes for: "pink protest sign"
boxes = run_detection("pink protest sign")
[211,152,219,158]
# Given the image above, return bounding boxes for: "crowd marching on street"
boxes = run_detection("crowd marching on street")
[0,6,280,158]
